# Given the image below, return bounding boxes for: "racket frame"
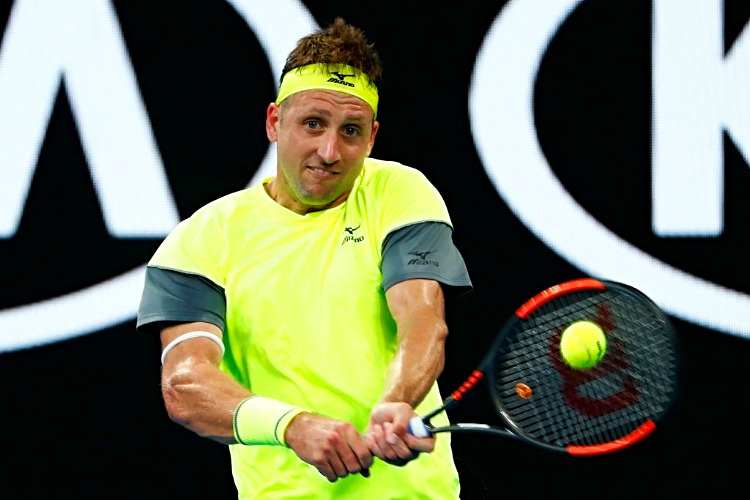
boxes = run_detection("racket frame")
[409,277,679,456]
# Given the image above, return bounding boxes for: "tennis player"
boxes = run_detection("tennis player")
[137,17,472,499]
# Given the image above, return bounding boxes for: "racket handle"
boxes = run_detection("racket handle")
[408,416,432,437]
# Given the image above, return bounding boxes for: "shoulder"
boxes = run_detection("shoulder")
[163,186,262,244]
[363,157,427,178]
[151,186,263,275]
[360,158,434,191]
[354,158,451,228]
[187,185,261,223]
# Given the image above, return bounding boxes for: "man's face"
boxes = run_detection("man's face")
[266,89,379,215]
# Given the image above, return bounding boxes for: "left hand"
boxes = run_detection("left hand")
[364,402,435,466]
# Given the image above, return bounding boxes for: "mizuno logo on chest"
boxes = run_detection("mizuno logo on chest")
[341,224,364,245]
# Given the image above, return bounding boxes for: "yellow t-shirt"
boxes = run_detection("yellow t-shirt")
[148,158,461,499]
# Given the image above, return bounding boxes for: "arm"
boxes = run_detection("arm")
[382,278,448,406]
[159,321,373,482]
[159,321,246,443]
[365,278,448,465]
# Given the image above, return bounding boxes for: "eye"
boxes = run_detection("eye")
[344,126,359,136]
[306,119,320,130]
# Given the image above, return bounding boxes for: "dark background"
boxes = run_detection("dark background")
[1,1,748,498]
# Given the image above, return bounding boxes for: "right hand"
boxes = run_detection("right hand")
[284,412,374,482]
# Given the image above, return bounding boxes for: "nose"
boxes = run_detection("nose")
[318,130,340,165]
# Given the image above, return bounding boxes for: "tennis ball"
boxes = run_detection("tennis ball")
[560,320,607,370]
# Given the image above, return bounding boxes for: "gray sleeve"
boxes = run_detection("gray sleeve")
[381,221,473,296]
[136,266,227,336]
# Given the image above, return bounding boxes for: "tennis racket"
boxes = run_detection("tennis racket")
[409,277,680,456]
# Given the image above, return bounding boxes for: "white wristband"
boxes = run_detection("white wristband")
[161,331,225,365]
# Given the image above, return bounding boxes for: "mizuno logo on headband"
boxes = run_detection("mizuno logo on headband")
[328,76,354,87]
[331,71,355,81]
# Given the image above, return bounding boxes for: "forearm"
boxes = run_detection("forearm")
[367,313,446,466]
[381,279,449,408]
[380,314,448,408]
[161,358,251,444]
[159,322,252,444]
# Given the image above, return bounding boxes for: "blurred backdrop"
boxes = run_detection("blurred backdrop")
[1,0,749,498]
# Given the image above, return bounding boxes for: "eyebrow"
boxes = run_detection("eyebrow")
[304,106,369,124]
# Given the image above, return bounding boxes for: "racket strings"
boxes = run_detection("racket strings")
[491,287,678,450]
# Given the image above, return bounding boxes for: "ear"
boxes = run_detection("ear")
[266,102,280,142]
[367,120,379,156]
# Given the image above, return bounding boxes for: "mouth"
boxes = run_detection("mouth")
[308,166,337,178]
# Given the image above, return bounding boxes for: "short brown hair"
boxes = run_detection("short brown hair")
[280,18,383,87]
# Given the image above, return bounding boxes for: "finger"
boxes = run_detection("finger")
[335,428,372,475]
[383,422,413,460]
[364,427,387,459]
[353,442,374,472]
[330,452,351,479]
[404,433,436,453]
[318,465,339,483]
[347,428,375,472]
[372,423,401,461]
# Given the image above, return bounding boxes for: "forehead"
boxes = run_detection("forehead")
[285,89,374,119]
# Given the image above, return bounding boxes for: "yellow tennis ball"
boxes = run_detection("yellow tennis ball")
[560,320,607,369]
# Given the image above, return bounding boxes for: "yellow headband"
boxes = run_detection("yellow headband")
[276,63,379,118]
